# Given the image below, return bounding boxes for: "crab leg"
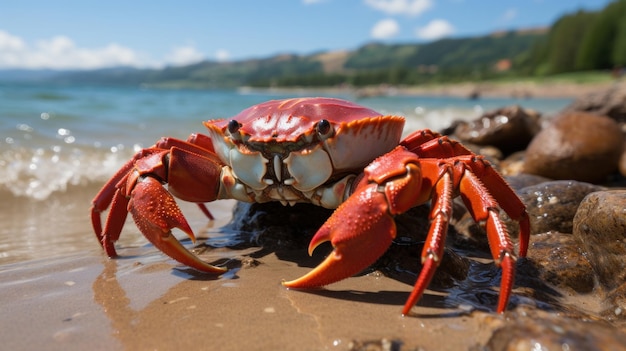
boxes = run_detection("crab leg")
[92,148,164,256]
[456,163,517,313]
[403,132,529,257]
[402,166,454,315]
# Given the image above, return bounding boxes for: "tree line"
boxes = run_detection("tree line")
[521,0,626,75]
[45,0,626,88]
[252,0,626,87]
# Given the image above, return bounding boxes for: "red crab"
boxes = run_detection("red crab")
[91,97,529,314]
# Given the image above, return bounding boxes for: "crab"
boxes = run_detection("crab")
[91,97,529,314]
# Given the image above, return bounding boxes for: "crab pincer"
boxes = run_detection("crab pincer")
[127,177,227,273]
[283,147,423,290]
[282,183,397,288]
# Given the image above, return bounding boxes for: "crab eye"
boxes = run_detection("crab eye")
[227,119,241,134]
[316,119,333,138]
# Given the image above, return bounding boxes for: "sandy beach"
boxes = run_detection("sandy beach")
[250,79,619,100]
[0,185,498,351]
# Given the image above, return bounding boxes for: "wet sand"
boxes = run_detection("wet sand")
[1,249,499,350]
[0,186,497,350]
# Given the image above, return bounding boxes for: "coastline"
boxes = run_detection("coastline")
[241,79,620,100]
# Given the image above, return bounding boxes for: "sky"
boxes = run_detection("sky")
[0,0,613,70]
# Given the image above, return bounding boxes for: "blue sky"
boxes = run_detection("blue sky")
[0,0,612,70]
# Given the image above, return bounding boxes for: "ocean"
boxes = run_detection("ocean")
[0,82,573,265]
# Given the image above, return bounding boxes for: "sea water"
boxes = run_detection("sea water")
[0,83,572,201]
[0,82,572,264]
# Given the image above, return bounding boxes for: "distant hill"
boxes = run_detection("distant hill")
[0,28,547,89]
[0,69,66,82]
[3,1,623,88]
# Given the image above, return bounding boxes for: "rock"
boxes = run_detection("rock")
[621,145,626,177]
[454,105,541,155]
[561,83,626,123]
[515,180,605,235]
[347,338,400,351]
[604,282,626,324]
[573,190,626,290]
[500,151,525,176]
[218,201,332,251]
[524,112,623,183]
[504,173,551,192]
[527,232,595,294]
[485,308,626,351]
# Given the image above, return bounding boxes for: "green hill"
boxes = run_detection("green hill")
[31,0,626,89]
[49,29,544,88]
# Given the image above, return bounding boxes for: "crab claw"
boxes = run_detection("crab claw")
[128,177,226,273]
[283,184,395,288]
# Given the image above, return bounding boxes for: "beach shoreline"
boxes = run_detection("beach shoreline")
[240,79,620,100]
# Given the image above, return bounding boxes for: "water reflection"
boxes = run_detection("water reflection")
[92,258,224,350]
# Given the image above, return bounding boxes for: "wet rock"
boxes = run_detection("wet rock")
[217,201,332,251]
[620,146,626,177]
[499,151,525,176]
[527,232,594,294]
[604,282,626,324]
[561,83,626,123]
[485,308,626,351]
[347,338,401,351]
[515,180,604,235]
[504,173,551,192]
[524,112,624,183]
[573,190,626,290]
[454,105,541,155]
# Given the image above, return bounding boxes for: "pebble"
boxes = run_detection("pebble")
[515,180,605,235]
[561,83,626,123]
[620,146,626,177]
[573,190,626,290]
[527,232,594,293]
[485,307,626,351]
[453,105,541,155]
[523,112,623,183]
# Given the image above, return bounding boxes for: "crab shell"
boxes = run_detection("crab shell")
[203,97,405,206]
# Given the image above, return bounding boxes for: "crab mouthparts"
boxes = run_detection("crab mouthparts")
[228,140,334,205]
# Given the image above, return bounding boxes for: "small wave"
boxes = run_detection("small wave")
[32,92,71,101]
[0,145,135,200]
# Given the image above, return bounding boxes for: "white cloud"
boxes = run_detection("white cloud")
[364,0,432,16]
[499,8,518,23]
[415,19,455,40]
[302,0,327,4]
[0,30,144,69]
[215,49,230,62]
[371,19,400,39]
[164,45,205,66]
[0,30,208,70]
[0,30,26,51]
